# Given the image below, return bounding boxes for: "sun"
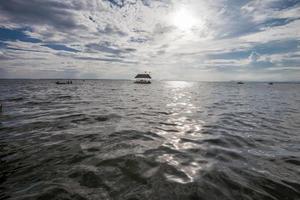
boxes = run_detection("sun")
[171,7,198,31]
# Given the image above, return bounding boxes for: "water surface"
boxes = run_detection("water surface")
[0,80,300,200]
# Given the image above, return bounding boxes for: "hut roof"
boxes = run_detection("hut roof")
[135,73,151,79]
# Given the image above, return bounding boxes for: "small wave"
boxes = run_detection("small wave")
[27,186,88,200]
[25,101,52,106]
[282,156,300,166]
[57,113,121,125]
[159,122,178,126]
[96,154,156,185]
[201,137,229,147]
[156,127,180,133]
[69,167,110,189]
[55,95,72,100]
[156,111,171,115]
[7,97,24,102]
[109,130,163,141]
[58,113,86,120]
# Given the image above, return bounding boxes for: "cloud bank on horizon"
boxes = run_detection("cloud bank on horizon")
[0,0,300,81]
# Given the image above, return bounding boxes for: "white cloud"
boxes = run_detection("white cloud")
[249,51,260,63]
[0,0,299,81]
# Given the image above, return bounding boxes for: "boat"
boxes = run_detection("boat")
[237,81,244,84]
[268,82,273,85]
[134,72,151,84]
[56,80,72,85]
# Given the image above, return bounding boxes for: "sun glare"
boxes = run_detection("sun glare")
[171,7,198,31]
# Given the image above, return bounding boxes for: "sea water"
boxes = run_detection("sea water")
[0,80,299,200]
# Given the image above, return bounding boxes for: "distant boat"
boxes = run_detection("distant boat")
[56,80,72,85]
[134,72,151,84]
[268,82,273,85]
[237,81,244,84]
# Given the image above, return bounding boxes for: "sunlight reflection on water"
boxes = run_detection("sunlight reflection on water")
[157,81,206,183]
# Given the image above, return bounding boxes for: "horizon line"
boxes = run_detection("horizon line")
[0,78,300,83]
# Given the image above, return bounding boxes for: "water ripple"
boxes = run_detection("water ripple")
[1,80,300,200]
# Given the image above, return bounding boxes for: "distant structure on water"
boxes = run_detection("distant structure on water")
[134,72,151,84]
[56,80,72,85]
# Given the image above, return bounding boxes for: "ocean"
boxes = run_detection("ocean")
[0,80,299,200]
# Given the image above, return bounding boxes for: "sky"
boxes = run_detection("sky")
[0,0,300,81]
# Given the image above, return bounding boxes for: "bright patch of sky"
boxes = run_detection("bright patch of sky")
[0,0,300,81]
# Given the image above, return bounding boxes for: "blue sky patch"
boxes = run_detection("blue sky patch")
[42,44,79,53]
[0,41,6,48]
[254,40,299,55]
[208,50,251,60]
[0,27,41,43]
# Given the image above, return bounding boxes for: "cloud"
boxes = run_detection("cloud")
[249,51,260,63]
[85,42,136,56]
[0,0,299,81]
[0,50,10,60]
[75,56,138,64]
[97,24,127,36]
[129,36,152,43]
[0,67,81,79]
[42,44,79,53]
[0,0,86,29]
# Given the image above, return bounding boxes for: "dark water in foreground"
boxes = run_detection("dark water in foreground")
[0,80,300,200]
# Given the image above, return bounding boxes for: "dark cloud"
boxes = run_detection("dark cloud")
[156,50,165,55]
[75,56,137,64]
[0,0,85,29]
[105,0,126,8]
[289,54,300,58]
[97,24,127,36]
[153,23,175,34]
[0,52,10,60]
[42,44,79,52]
[6,47,49,54]
[104,0,162,8]
[128,36,152,43]
[132,28,147,33]
[85,42,136,55]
